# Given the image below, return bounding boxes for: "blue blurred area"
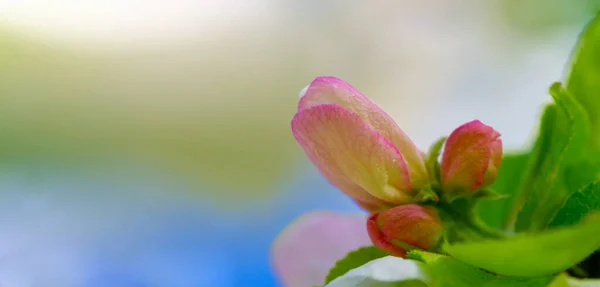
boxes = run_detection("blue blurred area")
[0,164,361,287]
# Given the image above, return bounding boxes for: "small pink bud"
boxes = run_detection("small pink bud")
[367,204,444,257]
[440,120,502,195]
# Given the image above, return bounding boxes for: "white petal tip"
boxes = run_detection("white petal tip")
[298,84,310,99]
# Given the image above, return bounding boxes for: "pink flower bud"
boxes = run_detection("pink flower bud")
[440,120,502,195]
[292,77,429,211]
[367,204,444,257]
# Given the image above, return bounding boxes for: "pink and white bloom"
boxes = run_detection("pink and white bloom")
[292,77,429,211]
[271,211,370,287]
[440,120,502,194]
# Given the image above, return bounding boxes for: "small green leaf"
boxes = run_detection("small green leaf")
[512,83,590,232]
[425,136,446,184]
[473,189,509,201]
[324,246,388,284]
[566,13,600,148]
[549,82,591,165]
[549,181,600,228]
[414,185,439,203]
[444,212,600,277]
[476,152,529,229]
[407,250,553,287]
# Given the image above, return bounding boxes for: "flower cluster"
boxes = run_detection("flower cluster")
[292,76,502,257]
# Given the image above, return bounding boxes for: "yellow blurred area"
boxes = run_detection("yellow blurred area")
[0,27,307,197]
[0,3,425,201]
[0,0,597,203]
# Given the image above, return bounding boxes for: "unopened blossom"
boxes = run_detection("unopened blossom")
[440,120,502,195]
[367,204,444,257]
[291,76,429,211]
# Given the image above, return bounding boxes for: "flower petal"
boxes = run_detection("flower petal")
[271,211,371,287]
[292,104,412,205]
[298,76,428,189]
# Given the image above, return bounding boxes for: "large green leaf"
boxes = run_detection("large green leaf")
[504,104,563,230]
[512,83,590,232]
[549,181,600,228]
[477,153,529,229]
[566,13,600,148]
[407,250,553,287]
[324,246,389,284]
[444,212,600,277]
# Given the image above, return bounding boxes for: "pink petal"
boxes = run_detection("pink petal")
[271,211,371,287]
[292,104,412,205]
[298,76,428,189]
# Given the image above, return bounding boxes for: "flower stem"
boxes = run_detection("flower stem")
[437,199,505,240]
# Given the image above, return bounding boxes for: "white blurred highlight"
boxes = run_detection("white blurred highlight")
[0,0,279,45]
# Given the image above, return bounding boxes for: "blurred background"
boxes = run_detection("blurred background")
[0,0,598,286]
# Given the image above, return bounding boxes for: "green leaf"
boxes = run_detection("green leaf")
[566,13,600,148]
[324,256,427,287]
[549,181,600,228]
[444,212,600,277]
[563,161,600,194]
[507,13,599,231]
[550,82,592,165]
[324,246,388,284]
[476,152,529,229]
[407,250,553,287]
[505,104,563,230]
[511,83,590,232]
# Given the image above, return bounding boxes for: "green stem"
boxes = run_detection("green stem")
[438,199,505,240]
[462,215,505,239]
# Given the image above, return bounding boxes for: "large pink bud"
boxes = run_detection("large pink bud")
[292,76,429,211]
